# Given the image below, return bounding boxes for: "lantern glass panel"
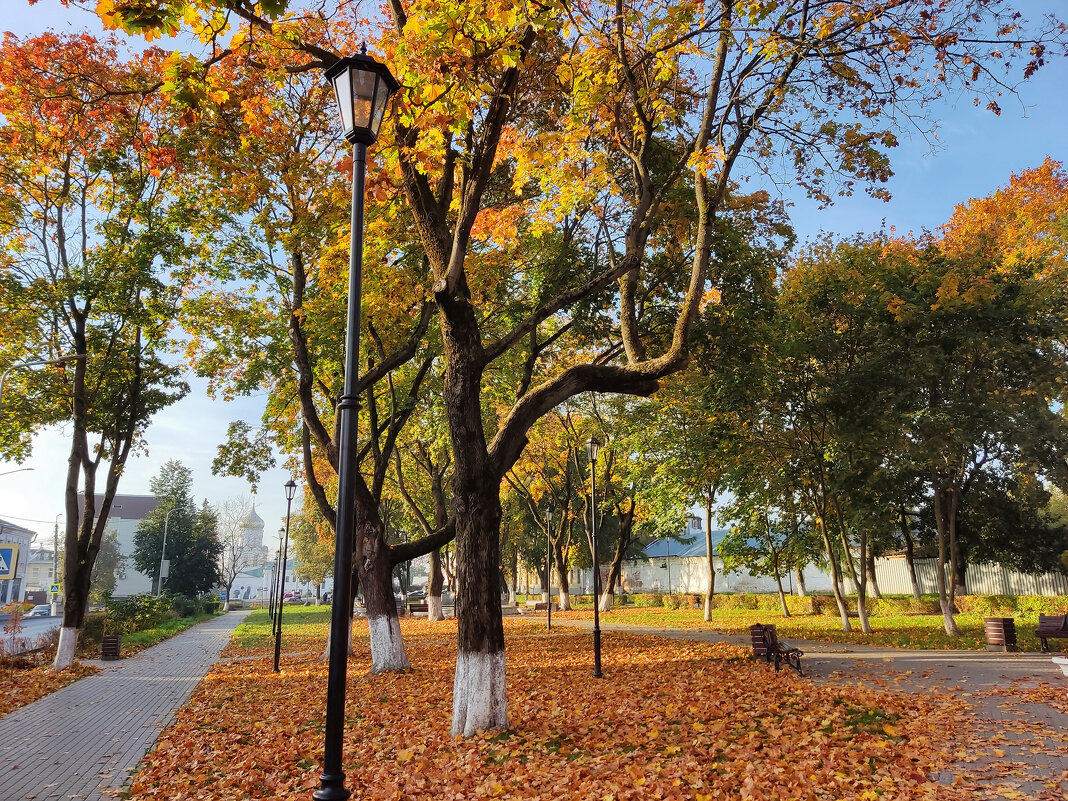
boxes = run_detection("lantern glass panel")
[330,69,354,137]
[351,67,377,131]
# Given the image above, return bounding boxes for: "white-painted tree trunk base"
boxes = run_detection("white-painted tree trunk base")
[428,595,445,621]
[321,615,356,660]
[558,591,571,611]
[541,591,549,603]
[52,627,78,671]
[368,615,410,673]
[451,650,508,737]
[598,593,612,612]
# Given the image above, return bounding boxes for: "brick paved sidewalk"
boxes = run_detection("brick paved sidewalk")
[0,610,250,801]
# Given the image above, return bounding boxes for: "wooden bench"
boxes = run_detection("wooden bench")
[408,603,429,616]
[1036,614,1068,652]
[531,602,558,612]
[749,623,803,676]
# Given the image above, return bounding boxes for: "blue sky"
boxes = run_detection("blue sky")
[1,0,1066,546]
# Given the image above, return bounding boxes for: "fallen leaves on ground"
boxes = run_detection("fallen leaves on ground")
[0,661,99,716]
[129,612,990,800]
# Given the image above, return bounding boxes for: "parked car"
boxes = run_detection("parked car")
[27,604,51,617]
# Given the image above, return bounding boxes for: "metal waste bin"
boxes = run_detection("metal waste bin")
[983,617,1017,652]
[101,634,121,661]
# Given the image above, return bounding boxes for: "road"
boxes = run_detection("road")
[0,614,60,655]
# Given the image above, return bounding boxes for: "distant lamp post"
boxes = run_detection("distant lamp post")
[315,47,398,801]
[0,354,83,412]
[274,479,298,673]
[157,507,176,597]
[586,436,602,678]
[546,506,553,632]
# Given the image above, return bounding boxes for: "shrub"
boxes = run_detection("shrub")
[1012,595,1068,617]
[634,592,664,607]
[105,594,171,634]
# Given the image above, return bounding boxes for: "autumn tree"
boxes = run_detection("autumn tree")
[104,0,1067,736]
[171,44,449,672]
[0,33,190,669]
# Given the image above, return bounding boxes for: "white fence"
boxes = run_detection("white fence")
[567,555,1068,598]
[872,556,1068,597]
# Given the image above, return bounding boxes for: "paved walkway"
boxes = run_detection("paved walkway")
[0,611,249,801]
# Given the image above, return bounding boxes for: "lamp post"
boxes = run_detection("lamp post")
[315,47,398,801]
[269,541,283,623]
[0,354,83,412]
[274,479,298,673]
[51,514,62,615]
[546,506,553,632]
[586,436,602,678]
[157,507,175,597]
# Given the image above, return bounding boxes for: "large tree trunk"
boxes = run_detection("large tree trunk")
[451,475,507,736]
[814,513,852,632]
[444,301,508,737]
[793,568,807,597]
[932,481,961,635]
[428,549,445,621]
[358,517,409,673]
[600,504,635,613]
[865,550,882,599]
[834,505,871,635]
[950,531,967,600]
[553,544,572,611]
[703,493,716,622]
[899,507,923,600]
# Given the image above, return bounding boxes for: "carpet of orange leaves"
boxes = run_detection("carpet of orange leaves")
[125,613,998,800]
[0,661,98,717]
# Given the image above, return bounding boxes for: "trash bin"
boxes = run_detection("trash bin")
[101,634,121,661]
[983,617,1017,652]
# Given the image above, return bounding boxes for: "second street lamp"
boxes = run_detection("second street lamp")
[586,436,603,678]
[274,479,298,673]
[316,47,399,801]
[546,506,553,632]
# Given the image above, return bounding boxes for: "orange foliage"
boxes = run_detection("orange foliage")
[127,615,989,799]
[941,157,1068,275]
[0,662,99,717]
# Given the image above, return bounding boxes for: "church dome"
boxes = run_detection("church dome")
[242,504,265,528]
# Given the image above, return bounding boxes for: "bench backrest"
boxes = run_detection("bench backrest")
[749,624,769,658]
[1038,613,1068,631]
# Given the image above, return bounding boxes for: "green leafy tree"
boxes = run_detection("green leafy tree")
[89,529,127,603]
[133,462,221,597]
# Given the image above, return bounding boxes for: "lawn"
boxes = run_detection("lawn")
[128,608,996,800]
[551,604,1065,652]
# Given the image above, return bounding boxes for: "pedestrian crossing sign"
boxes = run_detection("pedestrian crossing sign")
[0,544,18,580]
[50,583,61,594]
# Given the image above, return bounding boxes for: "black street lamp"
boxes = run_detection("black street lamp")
[315,47,399,801]
[586,436,602,678]
[269,541,283,623]
[545,506,553,632]
[273,479,298,672]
